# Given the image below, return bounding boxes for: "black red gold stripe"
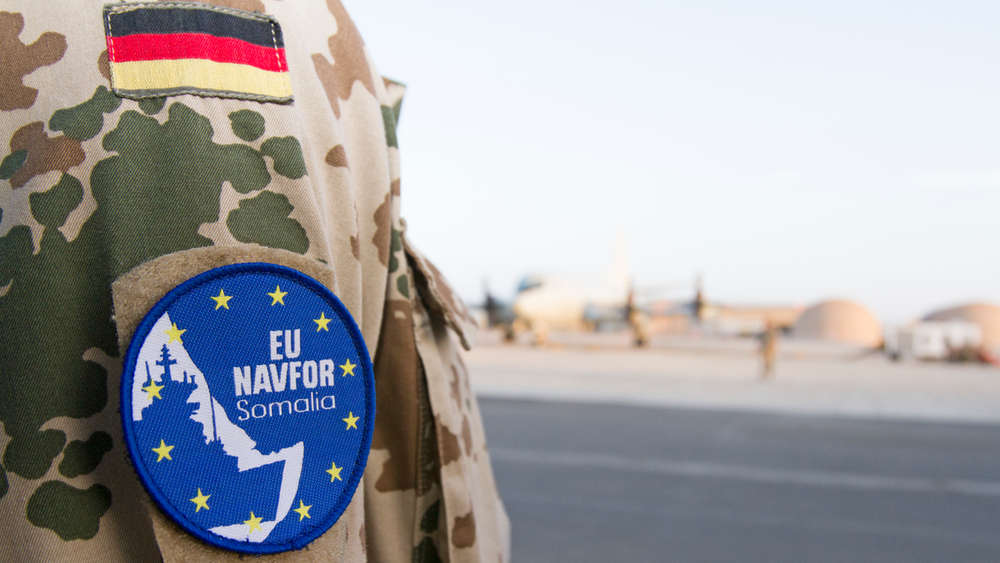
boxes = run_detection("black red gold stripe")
[103,3,292,102]
[104,5,283,47]
[111,33,286,72]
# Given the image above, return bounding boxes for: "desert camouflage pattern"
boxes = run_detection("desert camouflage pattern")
[0,1,509,561]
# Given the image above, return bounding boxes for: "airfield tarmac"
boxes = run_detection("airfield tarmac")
[466,332,1000,562]
[467,331,1000,423]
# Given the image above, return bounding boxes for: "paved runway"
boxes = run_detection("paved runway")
[467,342,1000,423]
[480,398,1000,562]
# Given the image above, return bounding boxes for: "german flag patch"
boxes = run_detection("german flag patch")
[103,2,293,103]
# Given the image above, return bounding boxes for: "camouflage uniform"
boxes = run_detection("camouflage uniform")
[0,1,509,561]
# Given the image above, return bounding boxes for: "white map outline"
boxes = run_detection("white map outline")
[132,312,304,543]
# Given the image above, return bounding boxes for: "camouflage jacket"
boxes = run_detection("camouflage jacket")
[0,1,509,561]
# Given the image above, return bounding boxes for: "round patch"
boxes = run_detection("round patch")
[121,263,374,554]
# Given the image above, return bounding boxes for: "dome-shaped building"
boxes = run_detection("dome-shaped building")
[923,302,1000,350]
[793,299,882,347]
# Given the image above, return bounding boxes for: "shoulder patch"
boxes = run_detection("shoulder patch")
[103,2,293,103]
[120,263,373,554]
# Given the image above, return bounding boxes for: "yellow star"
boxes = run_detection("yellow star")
[342,411,359,430]
[314,312,332,332]
[210,288,233,310]
[152,439,174,462]
[267,285,288,306]
[164,322,186,344]
[293,499,312,521]
[325,461,343,482]
[340,359,356,377]
[142,379,164,400]
[190,488,210,512]
[244,511,263,533]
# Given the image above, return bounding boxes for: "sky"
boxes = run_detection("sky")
[346,0,1000,323]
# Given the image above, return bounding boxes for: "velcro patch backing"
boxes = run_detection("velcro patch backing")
[103,2,293,103]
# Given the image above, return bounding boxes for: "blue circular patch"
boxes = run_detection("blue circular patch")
[121,263,374,554]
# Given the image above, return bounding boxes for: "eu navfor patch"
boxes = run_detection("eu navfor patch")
[120,263,374,554]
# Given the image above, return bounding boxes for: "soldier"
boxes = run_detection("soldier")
[0,1,509,561]
[625,287,649,348]
[760,320,778,379]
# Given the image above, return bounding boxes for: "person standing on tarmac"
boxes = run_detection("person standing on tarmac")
[760,320,778,379]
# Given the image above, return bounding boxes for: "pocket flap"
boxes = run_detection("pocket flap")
[403,235,476,350]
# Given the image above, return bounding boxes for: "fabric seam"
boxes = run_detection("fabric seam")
[106,2,278,25]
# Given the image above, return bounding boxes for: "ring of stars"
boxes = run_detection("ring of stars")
[130,268,377,546]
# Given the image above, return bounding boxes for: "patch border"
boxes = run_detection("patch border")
[120,262,375,554]
[103,2,294,103]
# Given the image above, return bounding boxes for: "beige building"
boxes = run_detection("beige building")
[792,299,882,347]
[924,303,1000,353]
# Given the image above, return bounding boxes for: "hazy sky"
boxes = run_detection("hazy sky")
[347,1,999,323]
